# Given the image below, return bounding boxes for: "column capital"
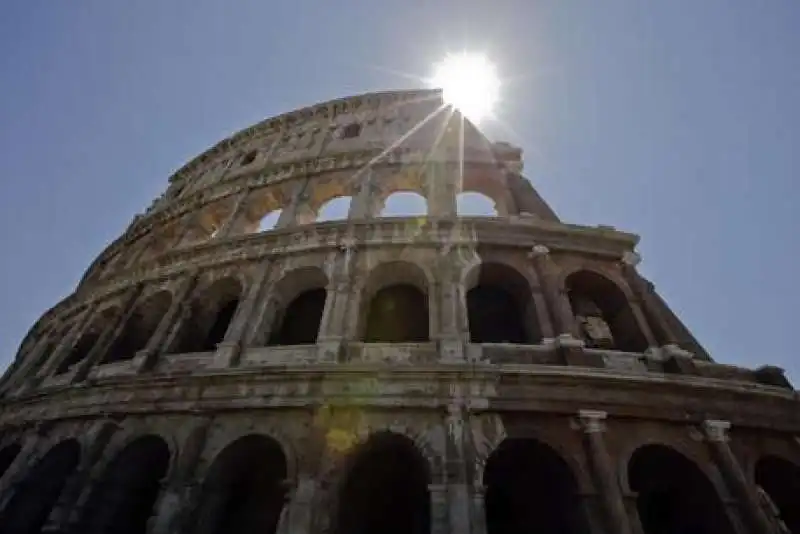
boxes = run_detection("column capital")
[621,250,642,266]
[703,419,731,443]
[528,244,550,259]
[578,410,608,433]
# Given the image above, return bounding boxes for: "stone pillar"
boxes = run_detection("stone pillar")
[149,418,212,534]
[426,160,456,218]
[445,403,472,534]
[132,272,200,373]
[702,420,774,534]
[71,285,143,383]
[276,176,309,228]
[577,410,632,534]
[429,483,449,534]
[348,168,376,220]
[214,188,250,239]
[276,475,316,534]
[528,245,577,338]
[317,242,356,362]
[470,485,487,534]
[212,264,272,368]
[44,420,119,533]
[622,252,680,352]
[437,254,467,362]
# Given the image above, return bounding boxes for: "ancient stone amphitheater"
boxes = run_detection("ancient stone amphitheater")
[0,89,797,534]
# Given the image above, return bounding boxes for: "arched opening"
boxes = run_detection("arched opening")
[317,196,352,222]
[366,285,428,342]
[56,308,119,374]
[755,455,800,533]
[76,435,170,534]
[457,191,498,216]
[0,442,20,480]
[333,432,430,534]
[102,291,173,363]
[565,271,648,352]
[259,210,282,232]
[341,123,362,139]
[380,191,428,217]
[240,150,257,166]
[466,262,539,344]
[268,288,326,345]
[0,439,80,534]
[361,262,430,343]
[628,444,734,534]
[192,434,288,534]
[169,278,242,354]
[484,438,590,534]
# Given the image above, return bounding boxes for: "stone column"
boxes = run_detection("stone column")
[131,271,199,373]
[445,403,472,534]
[317,242,356,363]
[214,188,251,239]
[277,176,309,228]
[426,160,456,218]
[44,420,119,533]
[702,420,774,534]
[149,418,212,534]
[429,483,449,534]
[276,475,316,534]
[470,485,487,534]
[577,410,632,534]
[213,264,272,368]
[437,254,467,362]
[348,168,376,220]
[528,245,576,338]
[71,285,143,383]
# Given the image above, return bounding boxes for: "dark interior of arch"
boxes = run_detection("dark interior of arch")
[755,455,800,533]
[484,438,590,534]
[76,435,170,534]
[365,284,429,342]
[334,432,430,534]
[170,279,242,354]
[268,288,326,345]
[0,443,20,479]
[566,271,648,352]
[103,292,173,363]
[201,297,239,350]
[0,439,80,534]
[194,434,288,534]
[467,263,537,344]
[57,329,100,373]
[628,444,734,534]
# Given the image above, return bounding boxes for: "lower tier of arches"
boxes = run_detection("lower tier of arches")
[0,406,797,534]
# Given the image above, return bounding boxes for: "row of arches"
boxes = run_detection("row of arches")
[54,263,651,375]
[0,431,798,534]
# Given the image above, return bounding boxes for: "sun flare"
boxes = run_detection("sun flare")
[431,52,500,124]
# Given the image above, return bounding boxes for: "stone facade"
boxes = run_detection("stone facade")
[0,89,798,534]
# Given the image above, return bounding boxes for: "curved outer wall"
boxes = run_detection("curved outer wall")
[0,89,797,534]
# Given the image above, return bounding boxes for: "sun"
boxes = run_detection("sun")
[430,52,500,124]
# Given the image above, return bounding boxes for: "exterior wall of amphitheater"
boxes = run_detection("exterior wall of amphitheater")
[0,89,798,534]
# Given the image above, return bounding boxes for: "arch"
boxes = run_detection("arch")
[484,438,590,534]
[359,261,431,343]
[565,270,648,352]
[317,196,352,222]
[181,196,239,243]
[259,210,282,232]
[465,262,540,344]
[75,435,170,534]
[628,444,735,534]
[755,455,800,533]
[170,277,242,354]
[264,266,329,346]
[333,431,430,534]
[192,434,288,534]
[56,307,119,374]
[0,439,81,534]
[380,191,428,217]
[0,442,20,480]
[102,291,173,363]
[457,191,498,216]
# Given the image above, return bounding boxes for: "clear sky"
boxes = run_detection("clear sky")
[1,1,798,381]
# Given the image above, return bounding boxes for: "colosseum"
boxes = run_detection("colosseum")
[0,88,797,534]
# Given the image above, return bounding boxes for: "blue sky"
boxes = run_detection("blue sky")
[1,1,798,381]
